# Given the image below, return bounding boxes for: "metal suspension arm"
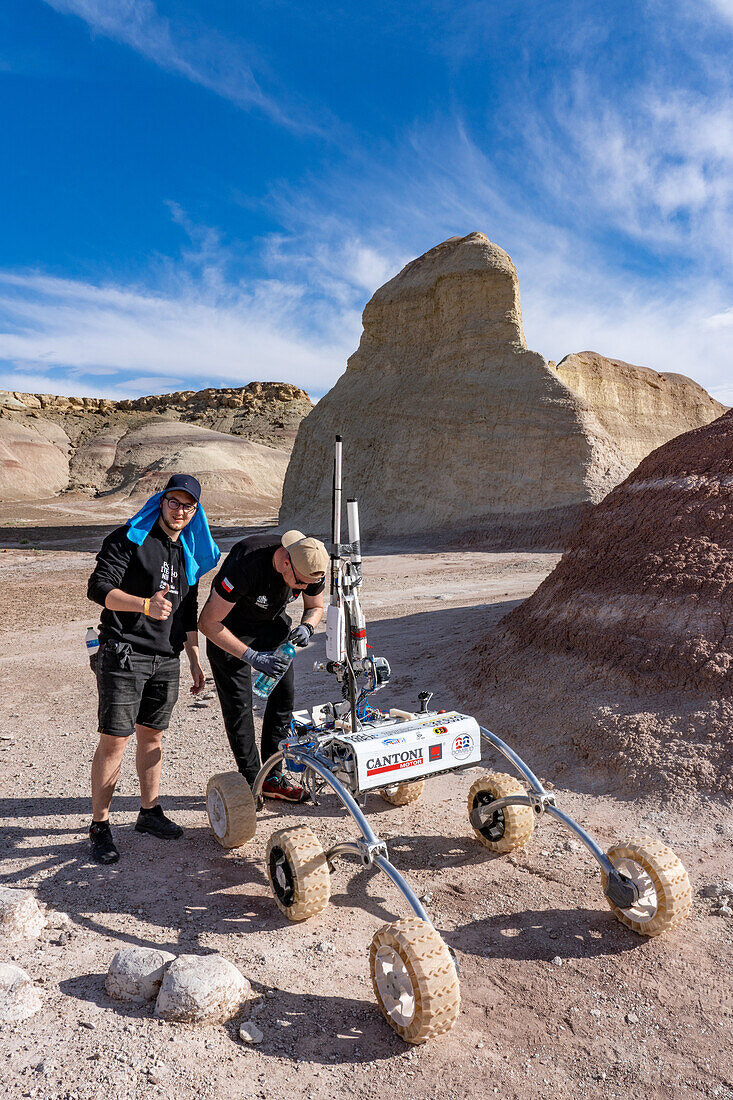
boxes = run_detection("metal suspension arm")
[268,746,430,923]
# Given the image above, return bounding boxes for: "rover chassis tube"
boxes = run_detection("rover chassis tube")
[478,726,636,906]
[255,746,430,924]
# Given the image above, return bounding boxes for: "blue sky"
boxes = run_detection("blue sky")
[0,0,731,402]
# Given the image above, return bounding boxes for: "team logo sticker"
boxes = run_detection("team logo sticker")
[382,737,405,746]
[429,744,442,762]
[433,725,447,736]
[452,733,474,760]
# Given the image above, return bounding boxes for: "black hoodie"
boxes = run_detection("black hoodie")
[87,522,198,656]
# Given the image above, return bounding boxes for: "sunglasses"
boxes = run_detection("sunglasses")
[287,555,310,588]
[163,495,198,515]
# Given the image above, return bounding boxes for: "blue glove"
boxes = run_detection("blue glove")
[242,648,291,677]
[288,623,314,648]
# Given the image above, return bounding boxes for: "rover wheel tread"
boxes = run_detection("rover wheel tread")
[266,825,330,922]
[206,771,257,849]
[380,780,425,806]
[603,835,692,937]
[467,771,534,853]
[370,916,460,1044]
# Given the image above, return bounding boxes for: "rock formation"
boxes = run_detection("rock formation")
[0,381,311,518]
[106,947,176,1005]
[0,963,42,1023]
[553,351,722,472]
[460,409,733,796]
[280,233,723,544]
[0,887,47,941]
[155,954,250,1024]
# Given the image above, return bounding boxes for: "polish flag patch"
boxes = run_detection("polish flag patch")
[221,577,233,593]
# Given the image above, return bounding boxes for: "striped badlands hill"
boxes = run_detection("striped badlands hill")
[461,409,733,796]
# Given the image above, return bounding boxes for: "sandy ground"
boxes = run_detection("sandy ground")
[1,532,732,1100]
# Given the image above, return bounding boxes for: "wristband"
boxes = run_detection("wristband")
[143,597,150,617]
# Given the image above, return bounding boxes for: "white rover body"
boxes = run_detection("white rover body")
[206,436,692,1045]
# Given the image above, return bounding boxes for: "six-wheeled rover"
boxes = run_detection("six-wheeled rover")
[206,437,692,1043]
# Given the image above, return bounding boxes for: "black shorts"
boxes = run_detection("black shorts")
[96,641,180,738]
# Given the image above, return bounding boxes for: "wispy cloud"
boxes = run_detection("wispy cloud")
[42,0,323,132]
[0,264,361,400]
[705,0,733,25]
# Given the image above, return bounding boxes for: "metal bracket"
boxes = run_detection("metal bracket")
[528,790,556,816]
[604,869,639,910]
[356,837,388,866]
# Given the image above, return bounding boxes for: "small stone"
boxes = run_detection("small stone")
[626,1012,639,1023]
[564,840,582,853]
[551,956,563,966]
[419,892,433,904]
[314,941,336,955]
[0,887,47,942]
[106,947,175,1005]
[0,963,42,1023]
[79,1020,97,1029]
[718,905,733,916]
[239,1022,263,1044]
[155,954,250,1024]
[590,1008,601,1018]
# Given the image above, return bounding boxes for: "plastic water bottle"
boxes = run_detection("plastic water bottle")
[85,626,99,654]
[252,643,296,700]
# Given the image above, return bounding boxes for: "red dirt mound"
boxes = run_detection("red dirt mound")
[505,408,733,694]
[461,410,733,797]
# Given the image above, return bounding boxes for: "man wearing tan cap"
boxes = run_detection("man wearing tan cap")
[198,530,329,802]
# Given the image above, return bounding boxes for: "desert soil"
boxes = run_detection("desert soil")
[0,528,731,1100]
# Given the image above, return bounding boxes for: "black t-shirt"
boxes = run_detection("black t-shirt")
[87,523,198,656]
[212,533,325,638]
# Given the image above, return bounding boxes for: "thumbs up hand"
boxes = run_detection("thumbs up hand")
[149,583,173,621]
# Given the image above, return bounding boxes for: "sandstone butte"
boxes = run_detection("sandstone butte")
[461,409,733,797]
[0,382,312,517]
[280,232,724,544]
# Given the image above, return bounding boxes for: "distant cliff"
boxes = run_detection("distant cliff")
[0,382,313,508]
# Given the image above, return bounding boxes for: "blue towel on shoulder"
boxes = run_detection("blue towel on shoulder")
[125,491,220,585]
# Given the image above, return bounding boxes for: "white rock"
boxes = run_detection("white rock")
[551,956,563,967]
[626,1012,639,1024]
[45,911,72,930]
[0,887,47,941]
[106,947,175,1005]
[239,1021,263,1044]
[0,963,42,1023]
[564,840,582,853]
[314,941,336,955]
[718,905,733,917]
[155,954,250,1024]
[590,1008,601,1018]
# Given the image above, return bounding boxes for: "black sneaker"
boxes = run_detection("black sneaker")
[135,804,183,840]
[89,821,119,864]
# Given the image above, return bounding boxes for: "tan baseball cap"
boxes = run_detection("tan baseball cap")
[281,530,330,582]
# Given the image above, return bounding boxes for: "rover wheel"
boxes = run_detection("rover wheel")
[603,836,692,937]
[370,917,460,1044]
[266,825,330,922]
[467,772,534,853]
[206,771,257,849]
[380,780,425,806]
